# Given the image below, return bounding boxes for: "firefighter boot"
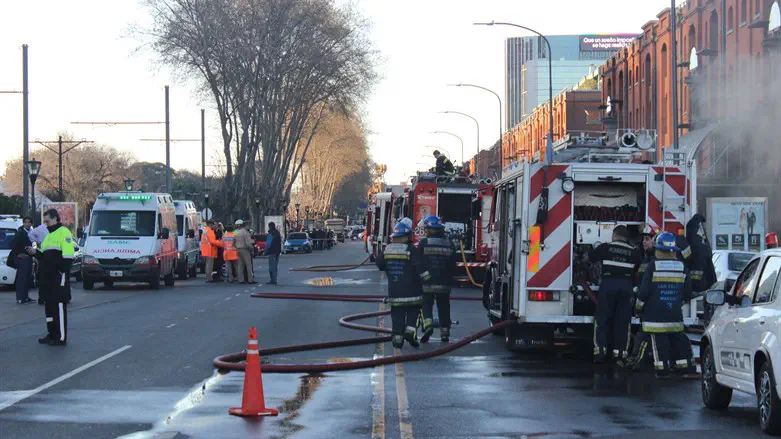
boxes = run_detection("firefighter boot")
[404,327,420,348]
[392,335,404,349]
[440,327,450,343]
[421,318,434,343]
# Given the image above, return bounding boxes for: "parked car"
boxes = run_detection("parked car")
[253,233,268,257]
[0,218,21,287]
[701,249,781,434]
[284,232,313,253]
[700,250,757,324]
[348,227,365,240]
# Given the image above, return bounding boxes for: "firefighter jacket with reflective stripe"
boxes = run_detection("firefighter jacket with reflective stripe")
[635,248,655,286]
[200,227,220,258]
[376,242,424,307]
[34,224,74,302]
[222,232,238,261]
[675,235,692,264]
[590,240,643,280]
[685,215,717,292]
[636,258,693,333]
[418,236,458,294]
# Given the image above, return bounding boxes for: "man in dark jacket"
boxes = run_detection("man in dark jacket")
[636,232,694,378]
[376,222,425,349]
[433,151,454,176]
[685,214,717,293]
[264,222,282,285]
[27,209,74,346]
[10,217,35,304]
[418,215,458,343]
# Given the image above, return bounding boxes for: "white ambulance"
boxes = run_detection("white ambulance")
[81,192,178,290]
[174,199,200,280]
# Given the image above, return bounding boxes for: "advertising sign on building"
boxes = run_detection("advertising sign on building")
[40,202,79,236]
[706,197,768,252]
[579,35,638,52]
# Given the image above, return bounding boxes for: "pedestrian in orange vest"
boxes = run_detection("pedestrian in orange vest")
[222,226,239,283]
[200,220,222,283]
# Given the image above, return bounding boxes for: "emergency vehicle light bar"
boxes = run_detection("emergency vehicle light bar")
[98,195,152,201]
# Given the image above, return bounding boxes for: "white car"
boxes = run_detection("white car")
[712,250,756,292]
[0,218,23,286]
[701,249,781,434]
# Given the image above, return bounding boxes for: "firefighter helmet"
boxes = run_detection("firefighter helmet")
[423,215,444,230]
[399,217,413,228]
[392,222,413,238]
[654,232,679,252]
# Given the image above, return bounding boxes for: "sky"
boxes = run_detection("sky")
[0,0,681,187]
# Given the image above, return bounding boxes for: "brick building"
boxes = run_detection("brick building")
[467,140,502,181]
[598,0,781,228]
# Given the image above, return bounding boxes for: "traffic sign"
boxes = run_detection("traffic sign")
[201,208,213,221]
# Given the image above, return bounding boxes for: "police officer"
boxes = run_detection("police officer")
[685,214,717,293]
[27,209,75,346]
[589,225,642,363]
[376,222,425,349]
[417,215,458,343]
[635,232,694,378]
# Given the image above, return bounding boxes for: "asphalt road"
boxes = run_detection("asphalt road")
[0,242,768,438]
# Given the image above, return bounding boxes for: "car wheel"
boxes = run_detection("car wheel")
[149,276,160,290]
[759,361,781,434]
[164,266,176,286]
[178,258,188,280]
[702,343,732,410]
[188,262,197,278]
[83,277,94,290]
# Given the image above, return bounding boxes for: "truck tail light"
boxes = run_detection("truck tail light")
[529,291,561,301]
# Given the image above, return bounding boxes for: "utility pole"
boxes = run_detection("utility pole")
[670,0,680,153]
[201,109,206,192]
[165,86,171,193]
[33,137,93,201]
[22,44,29,217]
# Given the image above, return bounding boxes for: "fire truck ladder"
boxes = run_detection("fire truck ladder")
[660,150,689,232]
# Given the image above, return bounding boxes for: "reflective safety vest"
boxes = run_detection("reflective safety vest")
[222,232,238,261]
[200,227,219,258]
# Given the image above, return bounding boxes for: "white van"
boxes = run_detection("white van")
[0,217,23,286]
[81,192,178,290]
[174,200,200,280]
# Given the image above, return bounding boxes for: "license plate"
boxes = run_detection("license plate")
[110,270,123,278]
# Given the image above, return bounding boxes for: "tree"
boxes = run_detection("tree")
[141,0,378,228]
[0,194,24,216]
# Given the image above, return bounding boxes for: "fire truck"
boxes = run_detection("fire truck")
[365,191,397,261]
[404,172,495,282]
[484,135,699,351]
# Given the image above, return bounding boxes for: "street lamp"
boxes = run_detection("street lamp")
[124,178,135,192]
[27,159,41,226]
[475,21,554,151]
[431,131,464,164]
[203,190,210,209]
[449,83,502,154]
[439,110,480,177]
[295,203,301,230]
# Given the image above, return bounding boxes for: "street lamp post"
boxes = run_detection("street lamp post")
[254,197,261,232]
[124,178,135,192]
[431,131,464,165]
[475,21,554,151]
[27,159,41,226]
[295,203,301,230]
[439,111,480,177]
[450,83,502,156]
[305,206,311,230]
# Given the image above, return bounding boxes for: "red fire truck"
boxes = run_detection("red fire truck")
[365,191,397,261]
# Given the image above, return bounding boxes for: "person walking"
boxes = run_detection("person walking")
[417,215,458,343]
[200,220,221,283]
[264,222,282,285]
[222,226,239,283]
[27,209,74,346]
[11,216,35,304]
[233,219,256,284]
[588,225,643,363]
[376,222,424,349]
[635,232,694,378]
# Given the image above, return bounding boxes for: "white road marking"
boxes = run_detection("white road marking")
[166,323,176,329]
[224,297,231,301]
[0,345,132,412]
[394,346,414,439]
[371,303,386,439]
[235,293,240,297]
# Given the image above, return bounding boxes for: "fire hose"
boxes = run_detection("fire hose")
[288,255,373,272]
[458,241,483,289]
[213,292,511,374]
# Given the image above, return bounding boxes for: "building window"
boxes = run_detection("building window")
[661,44,668,80]
[710,11,719,51]
[728,7,735,32]
[741,0,748,24]
[635,65,640,84]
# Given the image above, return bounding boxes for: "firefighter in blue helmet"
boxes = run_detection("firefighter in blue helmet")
[376,222,425,349]
[589,225,643,363]
[635,232,695,378]
[418,215,458,343]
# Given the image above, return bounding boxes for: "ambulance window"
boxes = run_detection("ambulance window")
[177,215,185,236]
[158,214,163,233]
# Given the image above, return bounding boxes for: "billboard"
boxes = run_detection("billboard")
[579,35,638,52]
[707,197,768,252]
[40,202,79,236]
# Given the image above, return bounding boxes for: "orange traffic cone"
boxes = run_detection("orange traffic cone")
[229,326,279,417]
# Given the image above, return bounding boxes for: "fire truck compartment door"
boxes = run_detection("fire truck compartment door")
[572,173,647,183]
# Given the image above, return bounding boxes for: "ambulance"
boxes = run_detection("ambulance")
[366,191,396,261]
[81,192,178,290]
[174,199,200,280]
[484,135,700,350]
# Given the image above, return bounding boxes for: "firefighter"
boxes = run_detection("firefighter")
[376,222,425,349]
[635,232,694,378]
[433,150,454,176]
[675,228,692,266]
[589,225,643,363]
[418,215,458,343]
[685,214,717,293]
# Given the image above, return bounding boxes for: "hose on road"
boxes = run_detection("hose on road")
[213,291,506,374]
[288,255,373,272]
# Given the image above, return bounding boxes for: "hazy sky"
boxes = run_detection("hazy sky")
[0,0,679,186]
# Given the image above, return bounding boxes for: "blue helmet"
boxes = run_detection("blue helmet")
[423,215,444,230]
[391,222,412,238]
[654,232,679,251]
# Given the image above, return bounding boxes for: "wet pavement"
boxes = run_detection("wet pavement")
[0,242,768,438]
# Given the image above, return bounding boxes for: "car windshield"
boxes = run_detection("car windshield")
[89,211,157,237]
[289,233,307,240]
[728,252,755,272]
[0,228,15,249]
